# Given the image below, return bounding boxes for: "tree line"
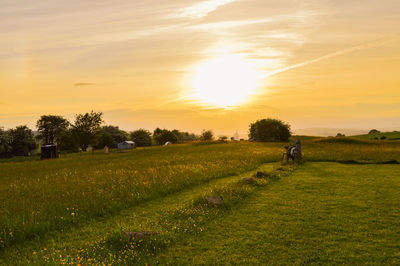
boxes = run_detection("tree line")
[0,114,291,158]
[0,111,216,157]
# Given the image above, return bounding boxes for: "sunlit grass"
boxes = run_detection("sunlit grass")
[1,140,400,264]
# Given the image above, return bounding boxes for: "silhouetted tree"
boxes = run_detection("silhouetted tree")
[36,115,69,144]
[249,118,291,142]
[218,136,228,141]
[71,111,103,151]
[200,130,214,141]
[153,129,178,145]
[9,125,36,156]
[58,129,79,152]
[0,127,13,157]
[130,129,152,147]
[96,125,128,148]
[172,129,198,143]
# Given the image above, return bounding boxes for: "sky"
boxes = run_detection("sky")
[1,0,400,136]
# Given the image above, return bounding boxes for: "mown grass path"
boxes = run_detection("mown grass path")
[155,163,400,265]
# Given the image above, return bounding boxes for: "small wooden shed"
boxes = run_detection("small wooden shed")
[117,141,136,150]
[41,144,58,160]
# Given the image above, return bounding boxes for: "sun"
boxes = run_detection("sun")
[191,55,261,108]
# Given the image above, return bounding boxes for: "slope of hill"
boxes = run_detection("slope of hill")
[352,131,400,140]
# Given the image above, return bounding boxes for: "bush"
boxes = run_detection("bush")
[369,129,380,134]
[130,129,152,147]
[218,136,228,141]
[249,119,291,142]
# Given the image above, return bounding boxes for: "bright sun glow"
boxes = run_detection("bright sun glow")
[191,55,261,108]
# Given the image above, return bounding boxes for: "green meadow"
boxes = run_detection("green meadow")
[1,139,400,264]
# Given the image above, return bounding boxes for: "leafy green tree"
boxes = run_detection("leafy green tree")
[103,126,128,144]
[153,129,178,145]
[0,127,13,157]
[96,125,128,148]
[200,129,214,141]
[71,111,103,151]
[249,118,291,142]
[153,128,163,136]
[58,129,79,152]
[172,129,198,143]
[95,130,115,149]
[130,129,152,147]
[36,115,69,144]
[9,125,36,156]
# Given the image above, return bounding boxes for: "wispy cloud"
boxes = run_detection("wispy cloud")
[264,35,400,78]
[74,83,94,86]
[188,18,272,30]
[176,0,236,19]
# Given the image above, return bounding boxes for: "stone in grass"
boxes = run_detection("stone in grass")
[206,196,223,206]
[242,177,254,184]
[124,231,157,242]
[256,171,269,178]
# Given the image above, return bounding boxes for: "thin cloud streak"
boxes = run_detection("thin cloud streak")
[74,83,94,86]
[264,34,400,78]
[188,18,273,30]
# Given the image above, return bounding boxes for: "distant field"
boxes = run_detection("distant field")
[352,131,400,141]
[1,140,400,264]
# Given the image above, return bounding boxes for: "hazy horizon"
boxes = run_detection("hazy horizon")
[1,0,400,134]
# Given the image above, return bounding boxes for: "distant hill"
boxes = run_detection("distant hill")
[293,128,368,137]
[352,131,400,141]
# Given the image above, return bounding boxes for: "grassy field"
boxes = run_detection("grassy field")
[1,139,400,264]
[352,131,400,141]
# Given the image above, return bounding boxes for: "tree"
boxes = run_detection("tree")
[130,129,152,147]
[336,133,345,137]
[71,111,103,151]
[95,130,115,149]
[0,127,13,157]
[249,118,291,142]
[153,129,178,145]
[172,129,198,143]
[36,115,69,144]
[200,130,214,141]
[57,129,79,152]
[9,125,36,156]
[218,135,228,141]
[153,128,163,136]
[96,125,128,148]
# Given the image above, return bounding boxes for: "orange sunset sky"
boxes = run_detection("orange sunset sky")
[1,0,400,136]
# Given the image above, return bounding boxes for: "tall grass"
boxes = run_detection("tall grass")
[1,140,400,249]
[0,142,281,248]
[304,139,400,162]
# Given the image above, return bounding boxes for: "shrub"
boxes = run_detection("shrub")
[369,129,380,134]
